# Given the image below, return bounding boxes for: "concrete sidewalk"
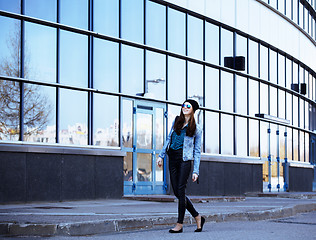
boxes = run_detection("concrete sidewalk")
[0,193,316,237]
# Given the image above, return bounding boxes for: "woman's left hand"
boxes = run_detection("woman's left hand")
[192,173,198,182]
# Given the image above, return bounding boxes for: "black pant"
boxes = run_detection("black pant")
[168,148,199,224]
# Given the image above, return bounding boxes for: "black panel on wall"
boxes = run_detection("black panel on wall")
[289,167,313,192]
[27,153,62,202]
[224,163,241,195]
[0,152,26,202]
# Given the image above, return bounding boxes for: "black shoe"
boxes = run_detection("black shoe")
[194,216,205,232]
[169,228,183,233]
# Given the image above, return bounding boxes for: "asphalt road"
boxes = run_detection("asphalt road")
[9,211,316,240]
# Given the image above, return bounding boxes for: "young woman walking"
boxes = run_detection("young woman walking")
[157,99,205,233]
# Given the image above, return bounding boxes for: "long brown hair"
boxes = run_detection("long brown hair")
[173,109,196,137]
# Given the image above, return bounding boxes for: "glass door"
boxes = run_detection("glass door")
[122,99,166,195]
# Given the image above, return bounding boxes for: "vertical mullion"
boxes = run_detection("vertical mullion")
[56,0,60,143]
[19,0,25,141]
[219,26,222,154]
[185,13,188,99]
[88,0,93,145]
[233,32,236,155]
[143,0,146,96]
[247,38,250,156]
[203,19,206,153]
[118,0,122,147]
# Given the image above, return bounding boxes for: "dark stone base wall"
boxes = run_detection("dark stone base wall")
[289,166,314,192]
[0,152,123,203]
[186,161,263,196]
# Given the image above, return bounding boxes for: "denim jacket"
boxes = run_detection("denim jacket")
[158,118,202,175]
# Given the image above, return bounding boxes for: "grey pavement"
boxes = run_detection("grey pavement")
[0,193,316,238]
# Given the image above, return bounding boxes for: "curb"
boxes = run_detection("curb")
[1,203,316,237]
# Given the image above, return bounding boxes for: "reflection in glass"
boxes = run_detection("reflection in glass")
[94,0,118,37]
[60,0,88,29]
[25,22,56,83]
[249,79,258,116]
[137,153,152,182]
[221,71,233,112]
[60,30,88,88]
[59,89,87,145]
[155,154,163,181]
[25,0,56,22]
[270,50,277,83]
[236,34,247,73]
[260,83,268,114]
[188,15,203,60]
[121,45,143,95]
[249,120,259,157]
[278,54,285,87]
[300,99,304,128]
[287,127,293,160]
[93,38,118,92]
[167,7,185,55]
[167,104,179,133]
[293,96,298,127]
[270,86,277,116]
[205,111,219,154]
[188,62,203,106]
[24,85,56,143]
[305,132,309,163]
[122,99,133,148]
[300,131,305,162]
[236,117,247,156]
[279,126,286,161]
[121,0,143,44]
[205,22,219,65]
[286,58,292,89]
[0,80,20,141]
[293,62,298,84]
[260,121,269,158]
[123,152,133,181]
[93,94,119,147]
[286,93,292,125]
[293,129,298,161]
[221,28,233,66]
[249,40,258,77]
[305,102,309,130]
[279,90,285,119]
[146,51,166,100]
[205,67,219,110]
[260,45,268,81]
[221,114,233,155]
[167,57,185,103]
[155,108,164,150]
[0,0,20,13]
[137,113,152,149]
[146,0,166,49]
[270,124,277,160]
[236,75,247,115]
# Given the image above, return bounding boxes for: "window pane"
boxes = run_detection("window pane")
[236,75,247,115]
[221,71,233,112]
[293,129,299,161]
[60,31,88,88]
[270,86,277,116]
[0,0,20,13]
[205,67,219,110]
[188,62,203,105]
[249,40,258,77]
[25,0,56,22]
[24,85,56,143]
[94,0,118,37]
[121,0,144,44]
[249,79,259,116]
[278,54,285,87]
[60,0,88,29]
[260,121,269,158]
[286,93,292,125]
[305,132,309,163]
[93,94,119,147]
[121,45,143,95]
[205,22,219,65]
[300,98,304,128]
[146,0,166,49]
[287,127,292,160]
[188,15,203,60]
[0,80,20,141]
[221,114,233,155]
[260,83,268,114]
[146,51,166,100]
[25,23,56,83]
[236,117,247,156]
[124,152,133,181]
[167,7,185,55]
[293,62,298,84]
[122,99,133,148]
[270,50,277,84]
[0,17,21,78]
[249,119,259,157]
[59,89,87,145]
[236,34,247,73]
[293,95,298,127]
[260,45,268,81]
[300,131,305,162]
[205,111,219,154]
[279,90,285,119]
[305,101,309,130]
[221,29,233,67]
[167,57,185,103]
[93,38,118,92]
[286,58,292,89]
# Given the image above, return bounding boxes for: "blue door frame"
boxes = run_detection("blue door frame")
[123,99,167,195]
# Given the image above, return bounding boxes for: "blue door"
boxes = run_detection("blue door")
[122,99,167,195]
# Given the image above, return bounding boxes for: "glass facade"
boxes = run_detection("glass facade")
[0,0,315,193]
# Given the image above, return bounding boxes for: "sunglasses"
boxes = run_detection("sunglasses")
[182,103,192,109]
